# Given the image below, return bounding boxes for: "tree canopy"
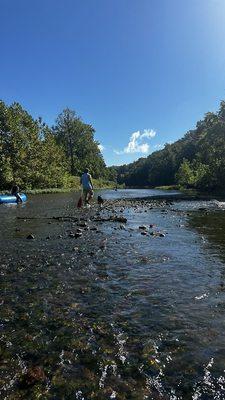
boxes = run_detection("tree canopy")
[0,101,109,190]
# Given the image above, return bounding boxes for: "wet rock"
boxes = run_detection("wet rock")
[159,233,166,237]
[141,231,148,236]
[99,238,107,250]
[139,225,147,230]
[113,216,127,223]
[78,221,87,227]
[149,224,155,228]
[76,228,83,234]
[75,232,83,239]
[26,234,35,240]
[68,232,75,238]
[90,226,97,231]
[120,224,126,230]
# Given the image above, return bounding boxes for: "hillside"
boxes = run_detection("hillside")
[115,101,225,192]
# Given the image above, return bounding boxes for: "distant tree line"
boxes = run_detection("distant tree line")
[114,101,225,192]
[0,100,110,190]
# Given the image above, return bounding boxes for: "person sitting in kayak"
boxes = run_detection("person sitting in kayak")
[11,184,23,203]
[80,169,94,205]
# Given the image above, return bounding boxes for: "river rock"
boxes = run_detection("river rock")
[26,234,35,240]
[120,224,126,230]
[78,221,87,227]
[68,232,75,238]
[141,231,148,236]
[139,225,147,230]
[113,216,127,223]
[75,232,83,238]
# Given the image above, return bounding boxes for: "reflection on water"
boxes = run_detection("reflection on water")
[1,190,225,399]
[99,188,180,200]
[189,209,225,261]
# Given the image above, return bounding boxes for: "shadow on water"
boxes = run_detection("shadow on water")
[189,210,225,263]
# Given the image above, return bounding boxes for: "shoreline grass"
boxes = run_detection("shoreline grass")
[0,178,119,195]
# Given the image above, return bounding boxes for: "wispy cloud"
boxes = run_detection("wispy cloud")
[98,144,105,152]
[114,129,156,155]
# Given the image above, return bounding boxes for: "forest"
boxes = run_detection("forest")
[0,100,113,190]
[114,101,225,192]
[1,99,225,193]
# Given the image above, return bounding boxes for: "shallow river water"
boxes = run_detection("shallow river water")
[1,189,225,400]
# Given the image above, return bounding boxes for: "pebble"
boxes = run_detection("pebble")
[78,222,87,227]
[139,225,147,230]
[75,232,83,238]
[26,234,35,240]
[68,233,75,238]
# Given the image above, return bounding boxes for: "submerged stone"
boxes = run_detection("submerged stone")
[26,234,35,240]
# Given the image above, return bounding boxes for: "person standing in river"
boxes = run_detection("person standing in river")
[80,168,94,205]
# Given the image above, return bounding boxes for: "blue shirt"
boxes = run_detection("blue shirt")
[81,173,92,190]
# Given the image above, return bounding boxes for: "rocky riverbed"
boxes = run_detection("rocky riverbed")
[1,193,225,399]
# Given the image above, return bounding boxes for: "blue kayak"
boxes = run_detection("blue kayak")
[0,193,27,204]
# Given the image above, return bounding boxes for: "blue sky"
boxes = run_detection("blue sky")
[1,0,225,166]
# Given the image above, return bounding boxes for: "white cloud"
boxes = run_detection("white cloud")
[114,129,156,155]
[141,129,156,139]
[98,144,105,152]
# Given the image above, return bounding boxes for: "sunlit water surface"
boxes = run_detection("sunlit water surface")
[1,189,225,399]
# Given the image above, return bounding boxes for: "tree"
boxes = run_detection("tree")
[54,108,106,178]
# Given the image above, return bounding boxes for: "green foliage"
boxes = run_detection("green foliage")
[0,101,109,190]
[104,166,118,182]
[175,159,195,187]
[115,100,225,192]
[53,108,106,178]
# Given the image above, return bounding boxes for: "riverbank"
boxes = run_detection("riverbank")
[155,185,225,198]
[1,192,225,399]
[0,177,119,195]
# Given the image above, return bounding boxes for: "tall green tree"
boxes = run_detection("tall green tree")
[54,108,106,178]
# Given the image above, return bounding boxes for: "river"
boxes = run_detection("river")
[1,189,225,399]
